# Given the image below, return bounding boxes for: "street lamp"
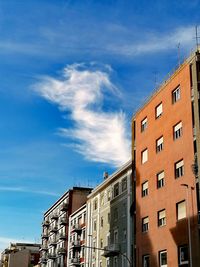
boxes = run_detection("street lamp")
[181,183,194,267]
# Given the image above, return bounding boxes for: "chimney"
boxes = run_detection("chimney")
[103,172,109,180]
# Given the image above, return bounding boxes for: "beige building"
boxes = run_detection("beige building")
[40,187,92,267]
[86,161,133,267]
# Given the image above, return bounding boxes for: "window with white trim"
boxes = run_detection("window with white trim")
[106,259,110,267]
[142,181,148,197]
[159,250,167,267]
[172,85,181,103]
[142,149,148,164]
[142,255,150,267]
[156,103,163,118]
[177,200,186,220]
[114,182,119,197]
[157,171,165,188]
[114,257,118,267]
[121,177,127,192]
[175,159,184,178]
[156,136,164,153]
[158,209,166,227]
[142,216,149,232]
[174,121,182,140]
[141,117,148,132]
[178,245,189,265]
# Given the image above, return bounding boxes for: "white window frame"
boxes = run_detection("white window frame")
[177,200,186,220]
[142,216,149,232]
[179,245,189,265]
[156,103,163,118]
[141,117,148,132]
[175,159,184,178]
[142,181,148,197]
[142,254,150,267]
[172,85,181,103]
[174,121,182,140]
[158,209,166,227]
[157,171,165,188]
[156,136,163,153]
[159,250,167,267]
[142,149,148,164]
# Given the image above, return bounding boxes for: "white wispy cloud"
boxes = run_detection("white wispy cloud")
[34,64,131,167]
[0,186,59,196]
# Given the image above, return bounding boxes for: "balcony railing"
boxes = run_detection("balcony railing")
[41,245,48,251]
[42,233,49,239]
[70,257,80,265]
[59,233,67,240]
[102,244,120,257]
[57,248,66,255]
[42,220,50,227]
[72,224,82,233]
[50,226,58,233]
[48,252,57,259]
[60,203,69,211]
[49,239,57,246]
[51,213,59,220]
[72,240,81,248]
[40,256,48,263]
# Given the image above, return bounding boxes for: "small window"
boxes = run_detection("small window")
[156,136,164,153]
[157,171,165,188]
[172,85,181,104]
[114,257,118,267]
[121,177,127,192]
[106,259,110,267]
[114,208,118,221]
[114,230,118,243]
[178,245,189,265]
[177,200,186,220]
[174,121,182,140]
[158,209,166,227]
[94,199,98,210]
[142,216,149,232]
[99,261,102,267]
[100,239,103,248]
[159,250,167,267]
[107,212,110,224]
[142,181,148,197]
[100,216,103,227]
[156,103,163,119]
[93,220,97,231]
[142,255,150,267]
[107,190,111,201]
[175,159,184,178]
[142,148,148,164]
[114,183,119,197]
[141,117,148,132]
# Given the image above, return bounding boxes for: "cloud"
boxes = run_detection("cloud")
[0,186,59,197]
[34,63,131,167]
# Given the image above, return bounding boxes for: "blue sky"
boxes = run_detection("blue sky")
[0,0,199,251]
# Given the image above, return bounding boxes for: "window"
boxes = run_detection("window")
[174,121,182,140]
[158,209,166,227]
[142,149,148,164]
[122,177,127,192]
[141,117,148,132]
[177,200,186,220]
[100,239,103,248]
[179,245,189,265]
[93,219,97,231]
[159,250,167,267]
[114,257,118,267]
[94,199,98,210]
[157,171,165,188]
[172,85,181,103]
[156,136,163,153]
[142,181,148,197]
[107,190,111,201]
[99,261,102,267]
[114,230,118,243]
[106,259,110,267]
[156,103,163,118]
[142,255,150,267]
[114,183,119,197]
[100,216,103,227]
[123,229,127,241]
[142,216,149,232]
[175,159,184,178]
[107,213,110,224]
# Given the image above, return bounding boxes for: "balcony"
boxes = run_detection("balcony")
[42,220,50,227]
[40,245,48,251]
[51,213,59,220]
[50,226,58,233]
[72,224,82,233]
[70,257,80,265]
[60,217,68,225]
[40,256,48,263]
[49,239,57,246]
[102,244,120,257]
[60,203,69,211]
[57,248,66,255]
[59,233,67,240]
[72,240,81,249]
[48,252,57,259]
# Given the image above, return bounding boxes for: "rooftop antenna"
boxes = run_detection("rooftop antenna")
[177,42,181,66]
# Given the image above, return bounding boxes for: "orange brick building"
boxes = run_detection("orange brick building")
[132,50,200,267]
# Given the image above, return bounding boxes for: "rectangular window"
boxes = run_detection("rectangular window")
[175,159,184,178]
[178,245,189,265]
[156,136,164,153]
[107,190,111,201]
[142,181,148,197]
[157,171,165,188]
[106,259,110,267]
[93,219,97,231]
[100,216,103,227]
[142,255,150,267]
[107,213,110,224]
[142,148,148,164]
[172,85,181,103]
[177,200,186,220]
[114,257,118,267]
[174,121,182,140]
[121,177,127,192]
[142,216,149,232]
[159,250,167,267]
[158,209,166,227]
[141,117,148,132]
[156,103,163,118]
[114,230,118,243]
[114,182,119,197]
